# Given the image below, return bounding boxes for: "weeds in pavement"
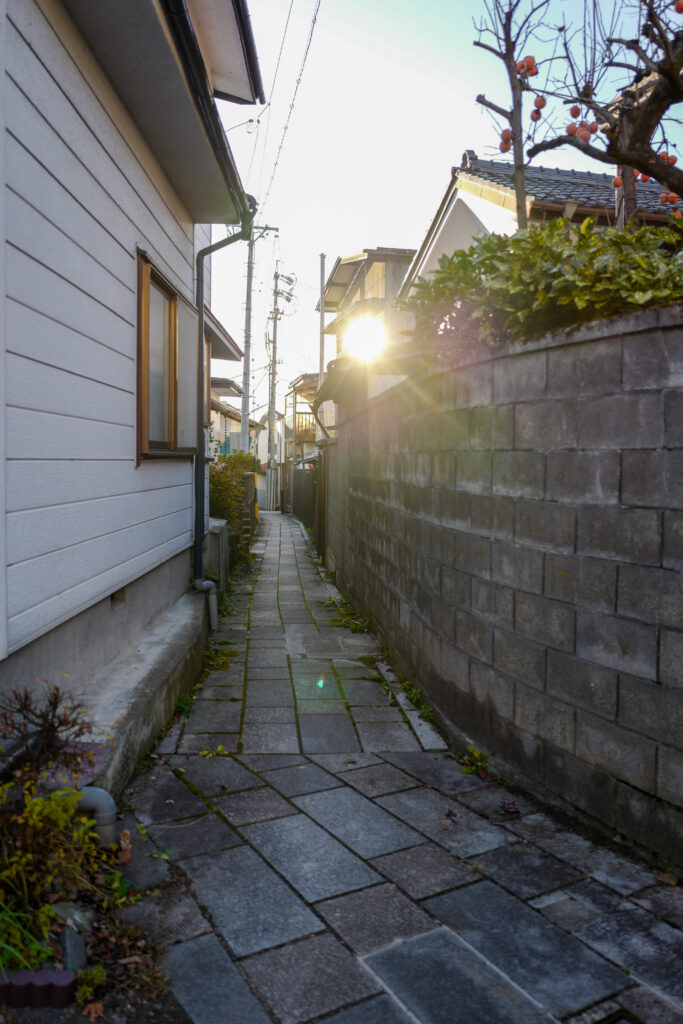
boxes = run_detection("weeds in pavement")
[457,744,491,777]
[199,745,225,759]
[400,679,436,722]
[326,598,372,634]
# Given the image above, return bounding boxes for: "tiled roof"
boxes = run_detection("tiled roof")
[459,151,670,216]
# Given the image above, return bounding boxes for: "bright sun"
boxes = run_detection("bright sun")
[343,317,386,362]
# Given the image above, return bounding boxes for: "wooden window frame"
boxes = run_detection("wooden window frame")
[137,252,199,462]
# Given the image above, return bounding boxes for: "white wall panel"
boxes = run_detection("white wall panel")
[2,0,205,658]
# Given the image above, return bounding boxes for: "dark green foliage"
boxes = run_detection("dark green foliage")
[405,217,683,350]
[209,451,257,552]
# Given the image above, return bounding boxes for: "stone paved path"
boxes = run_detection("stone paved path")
[120,513,683,1024]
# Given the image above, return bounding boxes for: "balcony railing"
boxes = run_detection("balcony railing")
[295,412,316,442]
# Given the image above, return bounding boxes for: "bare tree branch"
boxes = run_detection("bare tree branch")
[476,93,513,120]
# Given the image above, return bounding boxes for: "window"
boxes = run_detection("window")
[137,253,199,458]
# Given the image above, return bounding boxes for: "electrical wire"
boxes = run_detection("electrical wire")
[260,0,322,213]
[253,0,295,195]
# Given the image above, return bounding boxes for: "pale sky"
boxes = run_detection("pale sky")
[209,0,680,416]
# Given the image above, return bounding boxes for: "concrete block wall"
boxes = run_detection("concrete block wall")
[326,305,683,866]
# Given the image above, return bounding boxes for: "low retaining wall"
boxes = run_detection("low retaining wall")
[327,305,683,866]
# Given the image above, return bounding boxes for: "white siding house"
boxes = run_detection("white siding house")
[0,0,262,706]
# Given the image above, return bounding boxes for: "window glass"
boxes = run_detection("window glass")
[148,281,171,444]
[177,299,198,449]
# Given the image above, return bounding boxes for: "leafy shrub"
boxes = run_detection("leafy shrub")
[405,217,683,350]
[0,687,131,976]
[209,451,257,552]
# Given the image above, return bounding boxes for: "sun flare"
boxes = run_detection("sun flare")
[343,317,386,362]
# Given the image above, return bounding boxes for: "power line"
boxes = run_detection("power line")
[260,0,322,213]
[254,0,295,194]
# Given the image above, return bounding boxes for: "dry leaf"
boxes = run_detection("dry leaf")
[82,1002,104,1021]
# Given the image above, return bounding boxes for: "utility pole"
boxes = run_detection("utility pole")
[266,267,295,509]
[240,225,277,453]
[267,268,279,510]
[319,252,325,387]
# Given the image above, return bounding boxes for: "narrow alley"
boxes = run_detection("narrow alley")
[116,513,683,1024]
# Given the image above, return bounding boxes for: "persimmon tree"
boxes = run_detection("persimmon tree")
[475,0,683,225]
[474,0,554,228]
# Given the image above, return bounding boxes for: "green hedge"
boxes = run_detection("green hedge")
[405,217,683,349]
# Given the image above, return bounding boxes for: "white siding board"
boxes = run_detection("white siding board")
[30,0,193,243]
[7,354,134,426]
[3,0,213,657]
[8,484,192,563]
[7,533,191,654]
[8,409,134,461]
[7,134,134,286]
[7,191,135,324]
[1,0,8,660]
[7,460,192,513]
[6,13,194,291]
[5,79,186,294]
[7,300,134,391]
[7,249,133,357]
[7,509,191,616]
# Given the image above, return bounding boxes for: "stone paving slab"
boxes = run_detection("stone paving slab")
[337,762,419,797]
[340,680,394,705]
[322,995,413,1023]
[349,706,405,722]
[147,811,242,859]
[261,761,342,796]
[212,787,297,825]
[294,786,422,858]
[380,751,485,794]
[297,698,347,714]
[241,723,300,752]
[241,933,381,1024]
[424,881,632,1017]
[185,845,324,956]
[242,814,381,901]
[115,889,211,945]
[164,933,271,1024]
[370,842,479,899]
[293,677,344,700]
[356,721,421,751]
[127,769,209,824]
[300,713,360,753]
[315,882,435,954]
[167,754,261,795]
[244,705,297,723]
[363,928,555,1024]
[574,903,683,1005]
[177,732,239,753]
[468,840,583,898]
[309,752,383,772]
[237,752,308,771]
[195,684,243,701]
[456,782,538,820]
[632,884,683,928]
[377,787,513,857]
[507,813,656,894]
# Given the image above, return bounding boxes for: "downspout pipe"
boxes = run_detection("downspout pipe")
[78,787,118,846]
[194,202,256,627]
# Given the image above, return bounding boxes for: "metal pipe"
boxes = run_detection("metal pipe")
[193,578,218,630]
[78,787,118,846]
[194,202,255,584]
[319,252,326,387]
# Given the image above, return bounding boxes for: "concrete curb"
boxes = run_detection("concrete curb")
[90,591,208,799]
